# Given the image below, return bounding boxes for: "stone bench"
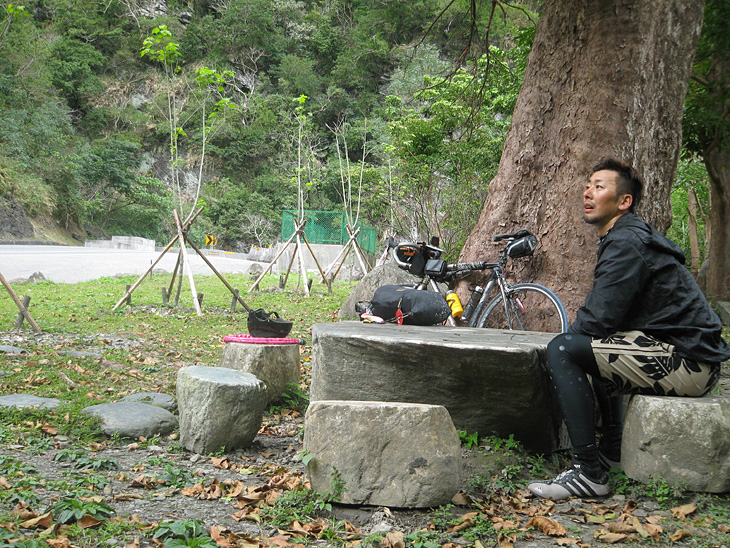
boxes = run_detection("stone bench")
[177,366,267,454]
[310,322,561,453]
[304,400,461,508]
[622,394,730,492]
[219,339,300,404]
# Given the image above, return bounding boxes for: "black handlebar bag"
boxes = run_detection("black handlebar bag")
[370,285,451,325]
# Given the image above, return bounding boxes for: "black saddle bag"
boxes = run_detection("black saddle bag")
[370,285,451,325]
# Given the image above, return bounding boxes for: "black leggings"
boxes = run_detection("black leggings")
[545,333,622,448]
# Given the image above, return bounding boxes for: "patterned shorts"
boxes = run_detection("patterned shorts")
[591,330,720,397]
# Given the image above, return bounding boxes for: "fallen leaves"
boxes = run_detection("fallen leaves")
[524,516,567,536]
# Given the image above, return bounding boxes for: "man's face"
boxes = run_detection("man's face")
[583,170,630,235]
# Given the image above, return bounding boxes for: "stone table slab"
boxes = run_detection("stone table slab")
[311,322,561,453]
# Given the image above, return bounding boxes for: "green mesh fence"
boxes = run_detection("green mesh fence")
[281,210,377,254]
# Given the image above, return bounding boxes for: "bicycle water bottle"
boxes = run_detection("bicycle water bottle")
[445,290,464,318]
[460,285,484,323]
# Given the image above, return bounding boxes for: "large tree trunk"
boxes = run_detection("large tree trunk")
[459,0,705,318]
[703,143,730,301]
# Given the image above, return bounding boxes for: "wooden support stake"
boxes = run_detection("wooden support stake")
[186,238,251,312]
[173,210,202,316]
[15,295,31,329]
[230,290,239,313]
[295,229,310,296]
[167,250,183,299]
[0,272,41,333]
[248,224,303,292]
[111,207,203,312]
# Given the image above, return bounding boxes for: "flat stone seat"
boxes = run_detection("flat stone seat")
[82,401,177,438]
[177,366,266,455]
[0,394,61,409]
[304,400,461,508]
[622,394,730,492]
[311,322,560,453]
[219,335,301,403]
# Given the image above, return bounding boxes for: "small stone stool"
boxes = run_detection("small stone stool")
[177,366,266,455]
[622,394,730,492]
[304,400,461,508]
[219,335,301,404]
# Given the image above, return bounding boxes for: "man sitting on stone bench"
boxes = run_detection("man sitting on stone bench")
[528,158,730,500]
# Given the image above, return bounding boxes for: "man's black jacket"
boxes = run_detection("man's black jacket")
[570,213,730,364]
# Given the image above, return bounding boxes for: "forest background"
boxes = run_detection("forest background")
[0,0,715,270]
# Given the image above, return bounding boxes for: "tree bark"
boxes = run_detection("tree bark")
[458,0,705,317]
[687,188,701,276]
[703,143,730,301]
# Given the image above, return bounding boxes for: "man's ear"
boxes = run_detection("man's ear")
[618,193,633,212]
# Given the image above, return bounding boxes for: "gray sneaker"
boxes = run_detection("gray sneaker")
[528,465,609,500]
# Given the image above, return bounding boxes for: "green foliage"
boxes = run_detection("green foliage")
[51,498,115,524]
[154,520,217,548]
[608,469,686,508]
[458,430,479,449]
[261,487,335,527]
[48,36,106,112]
[667,156,709,270]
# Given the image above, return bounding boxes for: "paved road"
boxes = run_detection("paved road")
[0,245,268,284]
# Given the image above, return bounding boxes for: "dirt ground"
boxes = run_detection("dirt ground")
[2,329,729,548]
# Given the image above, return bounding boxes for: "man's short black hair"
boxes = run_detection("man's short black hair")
[591,158,643,213]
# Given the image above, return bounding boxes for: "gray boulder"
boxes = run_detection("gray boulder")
[122,392,177,412]
[338,262,418,320]
[622,394,730,492]
[310,322,561,453]
[304,400,461,508]
[219,342,300,404]
[0,394,60,409]
[177,366,266,455]
[82,402,178,438]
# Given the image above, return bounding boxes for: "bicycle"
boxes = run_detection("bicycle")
[392,229,568,333]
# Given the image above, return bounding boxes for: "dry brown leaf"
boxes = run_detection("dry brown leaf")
[670,529,692,542]
[77,514,103,529]
[497,532,516,548]
[113,493,144,501]
[555,538,580,546]
[343,521,361,534]
[451,492,473,506]
[0,477,11,489]
[593,530,628,544]
[525,516,567,537]
[446,512,477,533]
[630,516,649,538]
[210,525,237,547]
[124,538,141,548]
[11,503,36,521]
[212,457,231,469]
[719,524,730,533]
[232,507,261,522]
[266,535,293,548]
[381,530,405,548]
[606,523,636,534]
[46,536,72,548]
[584,513,606,524]
[19,511,53,529]
[491,517,519,530]
[671,503,697,520]
[645,522,663,542]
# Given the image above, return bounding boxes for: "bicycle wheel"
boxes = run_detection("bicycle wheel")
[477,283,568,333]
